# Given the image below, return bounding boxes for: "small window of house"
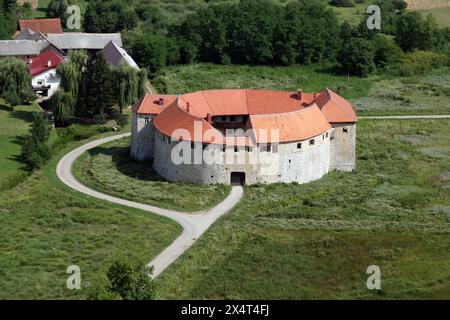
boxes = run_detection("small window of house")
[191,142,195,149]
[343,127,348,133]
[326,132,329,138]
[310,139,315,146]
[221,116,226,121]
[297,143,302,149]
[230,116,236,122]
[234,146,238,153]
[222,145,226,152]
[144,117,150,124]
[246,146,251,152]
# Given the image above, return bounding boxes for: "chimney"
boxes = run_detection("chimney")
[297,89,303,101]
[186,102,190,114]
[159,97,164,106]
[207,113,212,124]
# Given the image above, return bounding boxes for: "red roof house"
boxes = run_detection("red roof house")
[27,50,64,76]
[19,18,63,35]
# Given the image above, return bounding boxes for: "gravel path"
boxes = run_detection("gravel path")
[56,132,243,278]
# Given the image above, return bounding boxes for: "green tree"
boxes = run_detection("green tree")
[395,11,440,52]
[0,57,33,103]
[47,0,69,27]
[130,34,168,76]
[106,259,155,300]
[50,90,75,124]
[20,113,52,171]
[79,55,116,118]
[112,63,139,113]
[339,37,376,77]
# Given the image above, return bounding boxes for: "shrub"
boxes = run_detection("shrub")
[1,91,20,107]
[330,0,355,7]
[389,51,448,76]
[106,259,155,300]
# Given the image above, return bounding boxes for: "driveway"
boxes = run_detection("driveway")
[56,132,243,278]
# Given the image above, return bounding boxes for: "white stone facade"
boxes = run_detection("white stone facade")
[132,116,356,185]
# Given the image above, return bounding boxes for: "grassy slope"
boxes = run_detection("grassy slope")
[0,100,41,183]
[156,64,450,116]
[156,119,450,299]
[155,63,372,100]
[73,137,230,212]
[0,131,181,299]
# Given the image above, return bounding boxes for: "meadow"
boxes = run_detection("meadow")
[155,119,450,299]
[73,137,230,212]
[0,131,182,299]
[0,100,41,188]
[155,64,450,116]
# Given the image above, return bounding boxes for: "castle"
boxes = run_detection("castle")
[131,89,357,185]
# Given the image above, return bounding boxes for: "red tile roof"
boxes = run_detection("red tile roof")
[139,89,357,145]
[19,18,63,35]
[27,50,64,76]
[132,94,178,114]
[315,89,357,123]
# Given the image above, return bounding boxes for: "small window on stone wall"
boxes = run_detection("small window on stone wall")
[343,127,348,133]
[297,143,302,149]
[234,146,238,152]
[222,145,226,152]
[310,139,315,146]
[326,132,329,138]
[144,117,150,124]
[230,115,236,122]
[191,142,195,149]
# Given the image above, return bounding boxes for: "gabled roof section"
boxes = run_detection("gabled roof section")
[27,50,64,76]
[132,94,178,115]
[46,33,123,50]
[249,105,331,143]
[153,99,223,144]
[315,89,357,123]
[19,18,63,34]
[99,41,139,69]
[0,40,50,56]
[246,89,314,114]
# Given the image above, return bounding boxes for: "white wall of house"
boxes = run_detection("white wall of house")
[31,69,60,97]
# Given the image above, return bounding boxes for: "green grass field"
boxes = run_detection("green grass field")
[154,119,450,299]
[156,64,450,116]
[0,100,41,185]
[155,63,373,100]
[0,131,182,299]
[73,137,230,212]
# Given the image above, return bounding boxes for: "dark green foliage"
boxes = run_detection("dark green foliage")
[106,259,155,300]
[395,11,441,52]
[388,51,448,76]
[339,37,376,77]
[84,0,138,33]
[129,34,169,75]
[20,113,52,171]
[115,113,128,128]
[373,34,403,68]
[0,58,32,102]
[0,0,18,39]
[47,0,69,26]
[50,90,75,123]
[78,55,116,118]
[330,0,355,7]
[1,91,20,107]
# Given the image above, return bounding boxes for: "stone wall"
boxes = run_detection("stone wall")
[152,129,333,185]
[329,123,356,171]
[130,112,154,161]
